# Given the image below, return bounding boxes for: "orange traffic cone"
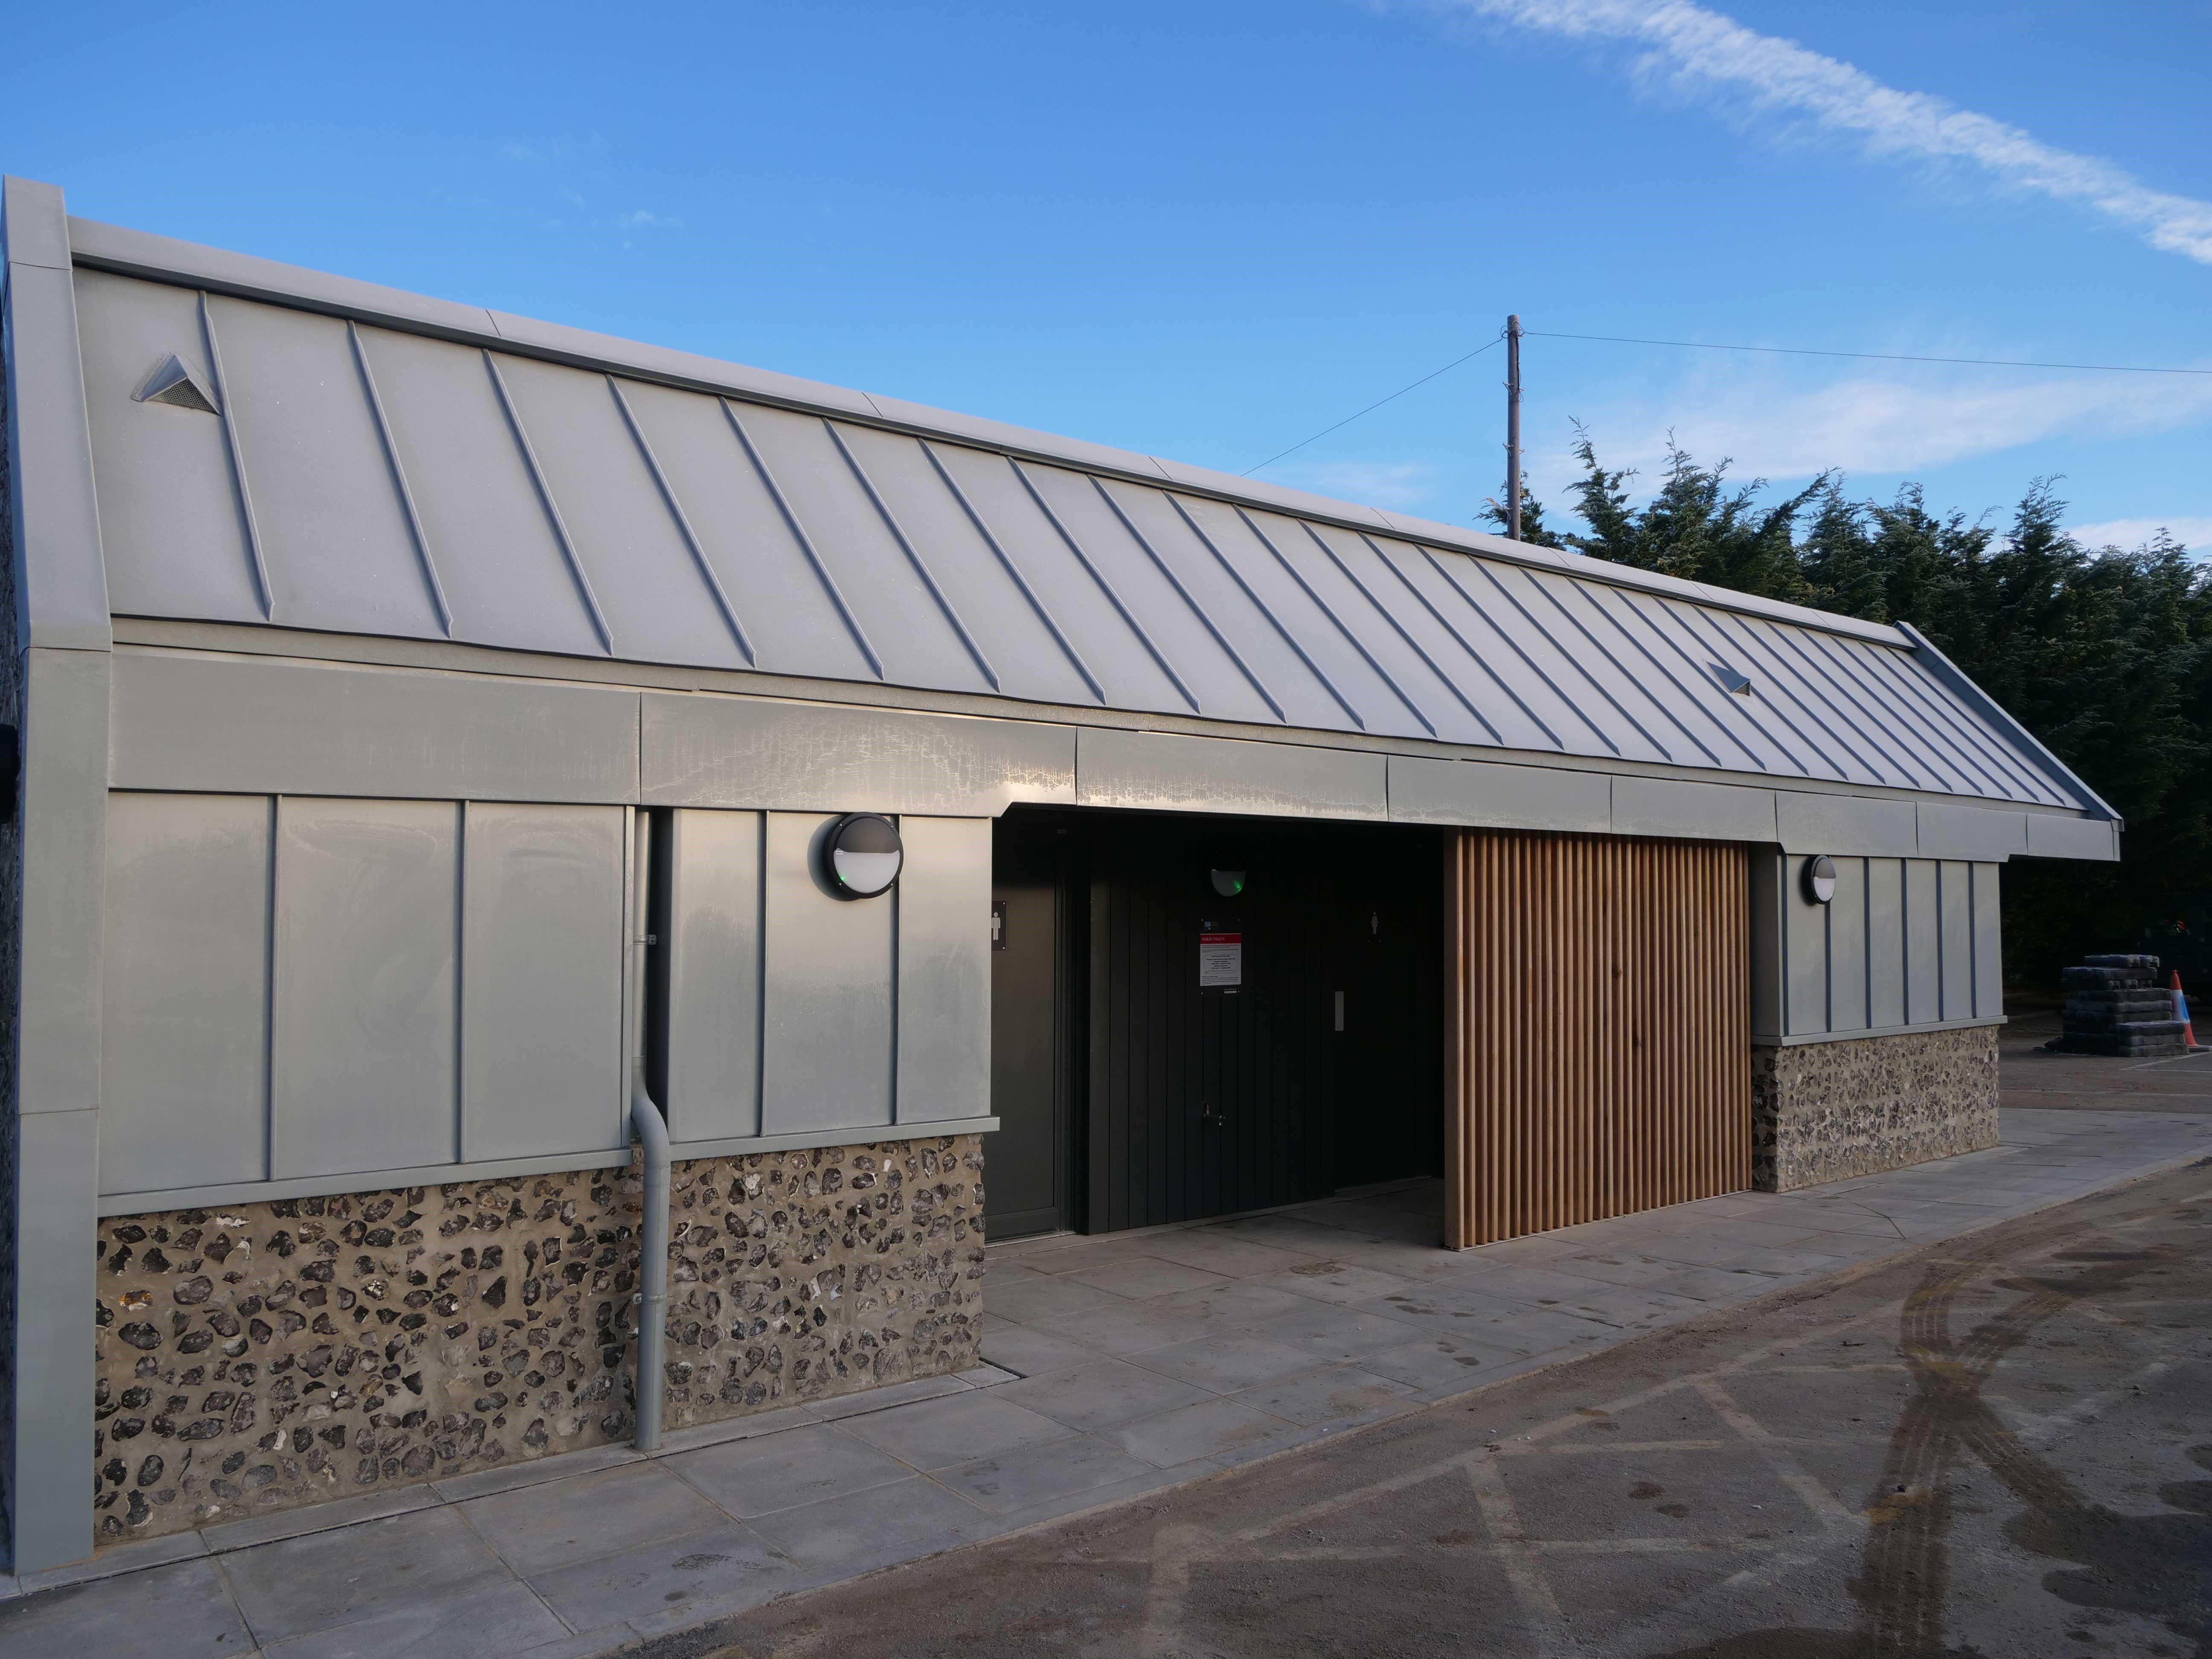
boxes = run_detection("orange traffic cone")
[2174,969,2200,1051]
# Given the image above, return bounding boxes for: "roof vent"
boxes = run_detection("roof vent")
[133,353,221,415]
[1711,663,1753,696]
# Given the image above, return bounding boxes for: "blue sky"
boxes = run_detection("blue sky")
[7,0,2208,553]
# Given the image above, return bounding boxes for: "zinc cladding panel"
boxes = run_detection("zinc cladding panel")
[1938,861,1975,1022]
[73,269,263,622]
[760,812,894,1134]
[1866,858,1907,1028]
[271,798,460,1177]
[1076,727,1388,820]
[1905,859,1942,1025]
[460,803,627,1161]
[895,818,991,1123]
[491,354,749,670]
[1826,856,1869,1033]
[664,808,764,1143]
[1784,856,1828,1037]
[100,794,273,1193]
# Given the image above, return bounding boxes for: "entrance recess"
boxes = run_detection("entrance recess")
[985,808,1441,1240]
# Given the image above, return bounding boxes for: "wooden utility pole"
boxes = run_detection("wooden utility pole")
[1505,313,1523,541]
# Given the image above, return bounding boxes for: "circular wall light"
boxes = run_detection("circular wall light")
[1209,869,1247,898]
[826,814,903,899]
[1802,854,1837,905]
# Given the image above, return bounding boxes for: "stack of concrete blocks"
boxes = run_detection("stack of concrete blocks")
[2049,955,2189,1057]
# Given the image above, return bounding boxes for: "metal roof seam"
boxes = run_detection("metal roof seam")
[1657,597,1858,784]
[1006,458,1200,714]
[197,292,273,621]
[1360,536,1566,750]
[62,218,1918,651]
[1895,621,2115,819]
[349,321,453,638]
[1594,585,1813,778]
[606,377,755,667]
[1562,578,1760,772]
[1519,568,1723,768]
[1232,506,1438,737]
[482,351,615,657]
[1301,522,1505,745]
[1701,608,1904,790]
[824,420,998,692]
[917,439,1106,704]
[1141,490,1352,730]
[1457,557,1647,759]
[719,399,885,680]
[1755,617,1950,795]
[1857,638,2062,806]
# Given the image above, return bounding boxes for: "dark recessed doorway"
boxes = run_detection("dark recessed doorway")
[984,807,1441,1241]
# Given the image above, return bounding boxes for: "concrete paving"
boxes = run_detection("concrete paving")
[5,1082,2208,1655]
[707,1144,2212,1659]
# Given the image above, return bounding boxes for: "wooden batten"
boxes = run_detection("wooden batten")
[1443,830,1751,1248]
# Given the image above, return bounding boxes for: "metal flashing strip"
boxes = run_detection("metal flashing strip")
[62,212,1917,649]
[1753,1014,2006,1048]
[92,1116,1002,1217]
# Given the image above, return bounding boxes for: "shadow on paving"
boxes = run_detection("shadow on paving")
[655,1157,2212,1659]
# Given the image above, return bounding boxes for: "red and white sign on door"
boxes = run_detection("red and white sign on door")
[1198,932,1243,988]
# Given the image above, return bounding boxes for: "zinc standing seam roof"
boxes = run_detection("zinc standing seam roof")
[61,225,2101,815]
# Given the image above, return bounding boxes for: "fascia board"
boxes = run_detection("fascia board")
[1896,621,2118,822]
[64,212,1922,652]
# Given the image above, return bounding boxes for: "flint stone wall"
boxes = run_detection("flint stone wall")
[1752,1025,1998,1193]
[91,1135,983,1547]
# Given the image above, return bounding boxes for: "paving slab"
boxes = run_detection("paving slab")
[667,1425,911,1519]
[937,1432,1158,1514]
[741,1478,984,1579]
[215,1506,509,1647]
[0,1557,250,1659]
[463,1463,725,1577]
[257,1578,568,1659]
[990,1356,1218,1432]
[835,1390,1075,1471]
[1111,1397,1285,1467]
[521,1518,792,1633]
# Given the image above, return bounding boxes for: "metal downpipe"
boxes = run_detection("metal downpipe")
[630,1082,670,1453]
[629,809,671,1455]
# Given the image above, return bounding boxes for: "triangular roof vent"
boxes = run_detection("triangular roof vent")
[1711,662,1753,696]
[133,353,221,414]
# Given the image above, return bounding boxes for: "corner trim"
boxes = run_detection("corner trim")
[1754,1015,2006,1048]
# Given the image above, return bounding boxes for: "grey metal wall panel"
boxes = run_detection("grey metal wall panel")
[1076,727,1388,820]
[1938,861,1974,1022]
[1775,791,1919,856]
[200,294,447,639]
[73,268,263,624]
[1918,801,2029,861]
[1866,858,1906,1029]
[642,692,1073,814]
[271,797,459,1177]
[1749,844,1785,1041]
[894,816,992,1123]
[1971,862,2003,1019]
[760,812,893,1134]
[1827,856,1869,1032]
[110,651,640,803]
[664,808,764,1142]
[2026,814,2119,862]
[99,792,271,1192]
[490,355,749,670]
[460,803,627,1161]
[18,649,110,1118]
[13,1108,98,1569]
[1388,756,1612,833]
[349,322,608,658]
[8,242,112,648]
[1904,859,1941,1025]
[1612,776,1777,843]
[1784,858,1828,1037]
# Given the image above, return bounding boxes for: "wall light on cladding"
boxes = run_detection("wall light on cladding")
[90,1136,984,1546]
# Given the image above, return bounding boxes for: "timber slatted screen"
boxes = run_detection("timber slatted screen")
[1444,831,1751,1248]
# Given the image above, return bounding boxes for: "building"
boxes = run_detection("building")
[0,176,2117,1571]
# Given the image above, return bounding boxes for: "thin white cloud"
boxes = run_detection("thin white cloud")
[1263,459,1444,512]
[1533,367,2212,500]
[2068,516,2212,553]
[1423,0,2212,263]
[498,142,542,163]
[616,209,684,230]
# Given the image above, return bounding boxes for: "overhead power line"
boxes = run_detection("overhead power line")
[1243,326,2212,475]
[1240,332,1504,475]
